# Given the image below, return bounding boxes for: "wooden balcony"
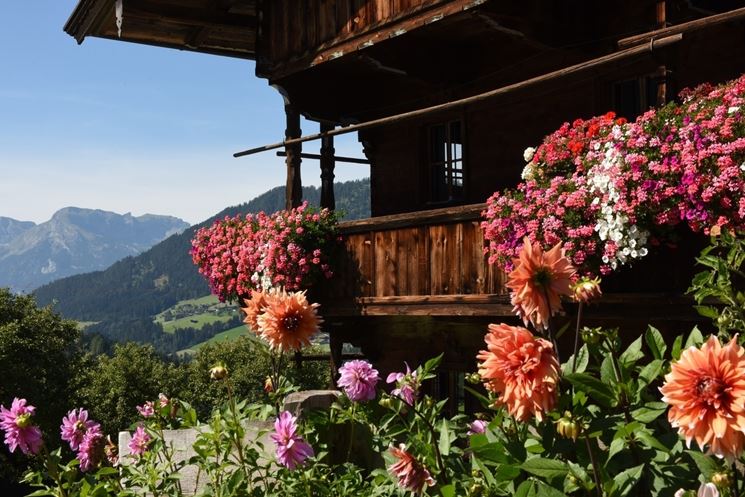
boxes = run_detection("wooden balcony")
[318,203,512,317]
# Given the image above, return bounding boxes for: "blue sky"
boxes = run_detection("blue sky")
[0,1,368,225]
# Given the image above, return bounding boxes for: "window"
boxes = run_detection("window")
[613,76,662,121]
[429,120,464,202]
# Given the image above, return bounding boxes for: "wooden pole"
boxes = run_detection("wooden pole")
[284,104,302,210]
[655,0,668,106]
[234,34,682,158]
[319,123,335,210]
[276,151,370,165]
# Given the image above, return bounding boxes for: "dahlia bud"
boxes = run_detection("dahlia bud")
[468,483,483,497]
[711,472,730,488]
[466,373,482,384]
[556,412,581,441]
[264,376,274,393]
[571,277,602,304]
[378,397,393,409]
[210,364,228,381]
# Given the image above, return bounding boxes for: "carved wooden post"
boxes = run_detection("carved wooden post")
[655,0,667,106]
[320,122,336,210]
[285,105,302,210]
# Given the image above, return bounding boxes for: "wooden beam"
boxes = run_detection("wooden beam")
[284,105,302,210]
[618,6,745,49]
[263,0,479,81]
[338,203,485,234]
[319,123,336,210]
[125,0,257,30]
[275,152,370,165]
[235,34,682,158]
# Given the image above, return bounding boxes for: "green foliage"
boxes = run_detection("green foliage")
[688,229,745,338]
[0,289,84,483]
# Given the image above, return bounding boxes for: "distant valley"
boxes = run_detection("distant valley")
[0,208,189,292]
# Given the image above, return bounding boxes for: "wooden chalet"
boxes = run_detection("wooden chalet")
[66,0,745,408]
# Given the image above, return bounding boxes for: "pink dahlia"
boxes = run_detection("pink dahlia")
[128,425,151,457]
[0,398,43,455]
[468,419,488,436]
[60,408,95,451]
[386,363,419,406]
[337,360,380,402]
[136,401,155,418]
[77,422,104,472]
[270,411,314,470]
[388,444,435,494]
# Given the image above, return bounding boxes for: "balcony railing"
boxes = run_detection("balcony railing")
[318,203,515,316]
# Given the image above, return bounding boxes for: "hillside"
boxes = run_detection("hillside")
[0,208,188,292]
[33,179,370,353]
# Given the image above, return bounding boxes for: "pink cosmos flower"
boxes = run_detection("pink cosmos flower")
[61,408,95,451]
[0,398,43,455]
[77,422,104,472]
[270,411,314,470]
[386,363,419,406]
[136,401,155,418]
[337,360,380,402]
[128,425,151,457]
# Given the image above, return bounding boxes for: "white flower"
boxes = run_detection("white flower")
[521,163,534,180]
[728,106,740,115]
[523,147,536,162]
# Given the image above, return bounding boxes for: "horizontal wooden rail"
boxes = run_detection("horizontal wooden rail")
[618,6,745,49]
[338,203,486,234]
[234,34,682,158]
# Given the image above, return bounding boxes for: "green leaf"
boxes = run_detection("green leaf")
[515,480,537,497]
[564,373,617,407]
[684,326,704,349]
[645,326,667,360]
[694,305,720,319]
[671,335,683,360]
[525,438,545,454]
[521,458,569,481]
[619,336,644,368]
[613,464,644,497]
[440,484,455,497]
[439,418,450,457]
[606,438,626,466]
[601,355,617,385]
[635,430,668,452]
[638,359,664,386]
[535,481,567,497]
[687,450,720,480]
[630,403,667,423]
[562,344,589,375]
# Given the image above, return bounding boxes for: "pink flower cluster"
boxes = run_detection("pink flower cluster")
[61,408,105,471]
[483,75,745,277]
[191,202,340,302]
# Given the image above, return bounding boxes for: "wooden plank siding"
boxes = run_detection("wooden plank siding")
[261,0,456,75]
[317,203,508,316]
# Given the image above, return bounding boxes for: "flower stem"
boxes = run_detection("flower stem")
[733,461,740,497]
[346,403,357,462]
[542,288,561,364]
[584,435,603,497]
[408,402,448,484]
[571,301,584,373]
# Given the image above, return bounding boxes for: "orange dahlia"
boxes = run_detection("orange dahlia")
[241,290,269,333]
[506,238,576,331]
[660,335,745,460]
[256,289,322,352]
[477,323,560,422]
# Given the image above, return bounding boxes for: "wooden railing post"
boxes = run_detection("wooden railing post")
[320,122,335,210]
[285,104,302,210]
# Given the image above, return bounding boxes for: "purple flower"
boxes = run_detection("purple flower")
[386,363,419,406]
[61,408,95,451]
[128,426,151,457]
[0,398,43,455]
[337,360,380,402]
[77,422,104,472]
[270,411,314,470]
[468,420,488,436]
[136,402,155,418]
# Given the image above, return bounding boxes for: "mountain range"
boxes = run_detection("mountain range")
[33,179,370,353]
[0,208,189,292]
